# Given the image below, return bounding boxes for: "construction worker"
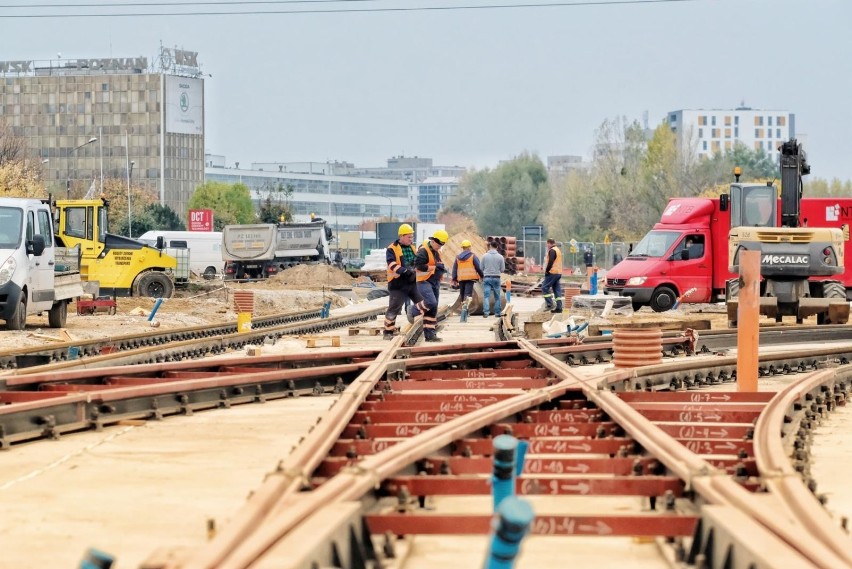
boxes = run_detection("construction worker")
[451,239,483,313]
[384,223,427,340]
[481,240,505,317]
[542,238,564,313]
[412,228,449,342]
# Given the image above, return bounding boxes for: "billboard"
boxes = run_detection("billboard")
[165,75,203,135]
[188,209,214,232]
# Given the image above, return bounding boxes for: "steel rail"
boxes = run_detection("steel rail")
[0,350,382,447]
[176,337,406,569]
[0,306,329,369]
[753,365,852,565]
[4,306,386,374]
[195,339,852,569]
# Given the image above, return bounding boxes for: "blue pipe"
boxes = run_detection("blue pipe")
[589,268,598,295]
[485,497,535,569]
[147,298,164,322]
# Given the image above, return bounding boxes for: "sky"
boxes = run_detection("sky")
[1,0,851,180]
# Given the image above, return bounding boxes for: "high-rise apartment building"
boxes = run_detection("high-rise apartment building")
[0,47,204,215]
[668,106,795,162]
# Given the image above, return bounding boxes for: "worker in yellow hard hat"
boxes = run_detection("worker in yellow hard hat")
[451,239,483,317]
[412,228,449,341]
[383,223,426,340]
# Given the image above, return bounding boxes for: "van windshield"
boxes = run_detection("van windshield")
[629,230,681,258]
[0,207,23,249]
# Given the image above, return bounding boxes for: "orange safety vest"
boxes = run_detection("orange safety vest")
[456,255,480,281]
[386,242,415,282]
[548,246,563,275]
[416,243,437,282]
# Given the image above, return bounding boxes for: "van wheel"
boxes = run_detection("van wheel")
[6,295,27,330]
[48,300,68,328]
[650,286,677,312]
[136,272,175,298]
[203,266,216,280]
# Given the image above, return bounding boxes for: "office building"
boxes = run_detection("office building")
[205,162,409,232]
[668,106,795,161]
[0,47,205,215]
[410,176,460,222]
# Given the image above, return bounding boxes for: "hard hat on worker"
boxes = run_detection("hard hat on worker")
[431,229,449,245]
[461,239,472,248]
[398,223,414,236]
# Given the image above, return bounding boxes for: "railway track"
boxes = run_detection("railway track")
[4,313,852,568]
[0,306,387,373]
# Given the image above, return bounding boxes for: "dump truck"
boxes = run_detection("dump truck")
[222,220,332,280]
[0,198,89,330]
[53,198,182,298]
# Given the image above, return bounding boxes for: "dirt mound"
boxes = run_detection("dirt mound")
[271,264,355,289]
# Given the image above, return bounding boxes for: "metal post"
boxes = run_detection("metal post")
[485,497,535,569]
[125,131,132,237]
[98,126,103,194]
[737,250,760,392]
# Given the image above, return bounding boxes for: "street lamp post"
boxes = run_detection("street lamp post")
[367,192,394,220]
[66,137,98,198]
[98,126,104,194]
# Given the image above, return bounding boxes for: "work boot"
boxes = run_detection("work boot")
[424,332,443,342]
[552,302,563,314]
[383,332,395,341]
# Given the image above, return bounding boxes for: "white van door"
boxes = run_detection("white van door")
[28,208,54,312]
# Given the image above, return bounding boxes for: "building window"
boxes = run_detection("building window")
[711,116,716,126]
[698,128,703,138]
[768,116,773,126]
[670,113,677,122]
[702,140,707,151]
[725,128,731,138]
[735,127,739,137]
[724,115,732,126]
[734,116,739,125]
[777,128,781,138]
[755,128,760,138]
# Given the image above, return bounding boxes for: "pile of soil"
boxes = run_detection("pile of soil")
[269,265,356,289]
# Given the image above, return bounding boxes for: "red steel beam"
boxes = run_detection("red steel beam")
[365,513,698,537]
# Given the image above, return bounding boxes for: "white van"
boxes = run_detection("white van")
[138,230,223,279]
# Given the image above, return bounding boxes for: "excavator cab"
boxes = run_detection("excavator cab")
[726,139,848,325]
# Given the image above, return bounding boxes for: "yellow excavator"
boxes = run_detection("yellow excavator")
[53,198,179,298]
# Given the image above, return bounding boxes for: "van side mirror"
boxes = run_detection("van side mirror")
[29,234,46,256]
[720,194,729,211]
[156,236,165,249]
[680,249,689,261]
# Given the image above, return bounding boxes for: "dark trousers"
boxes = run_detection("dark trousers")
[542,273,563,309]
[416,279,440,337]
[457,280,476,303]
[385,283,425,334]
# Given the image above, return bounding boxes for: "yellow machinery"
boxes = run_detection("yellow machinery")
[53,198,178,298]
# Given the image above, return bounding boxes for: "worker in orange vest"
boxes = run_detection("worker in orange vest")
[412,229,449,341]
[384,223,427,340]
[451,239,484,311]
[542,238,564,313]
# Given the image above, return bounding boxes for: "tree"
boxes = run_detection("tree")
[188,181,255,230]
[0,122,28,167]
[443,168,489,218]
[0,160,45,198]
[257,182,293,223]
[475,153,550,237]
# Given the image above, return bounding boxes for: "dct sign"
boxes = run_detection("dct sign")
[188,209,213,232]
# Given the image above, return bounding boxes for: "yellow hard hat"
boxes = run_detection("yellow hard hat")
[461,240,472,248]
[398,223,414,236]
[431,229,449,245]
